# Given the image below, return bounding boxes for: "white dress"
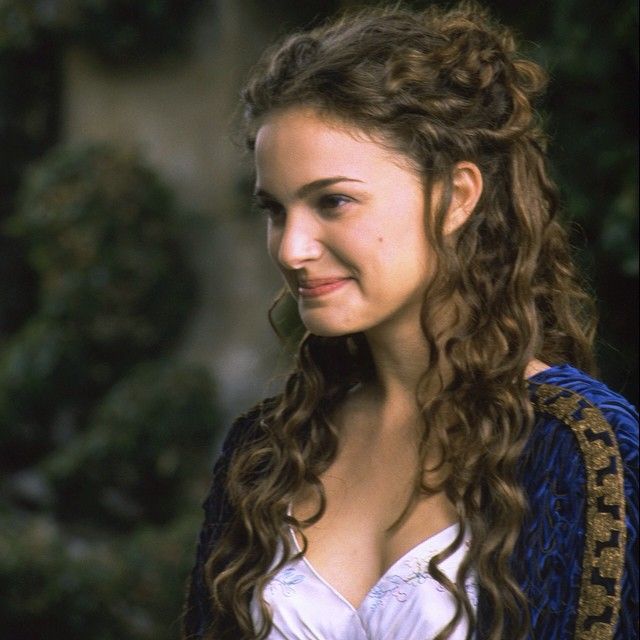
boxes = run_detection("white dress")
[251,523,477,640]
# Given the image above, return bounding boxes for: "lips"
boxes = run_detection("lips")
[297,277,351,298]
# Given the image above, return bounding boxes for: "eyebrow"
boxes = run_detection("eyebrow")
[253,176,364,201]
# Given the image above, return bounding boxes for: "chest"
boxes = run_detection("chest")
[253,521,475,640]
[291,434,457,609]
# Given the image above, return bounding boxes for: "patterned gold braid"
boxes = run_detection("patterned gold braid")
[532,383,627,640]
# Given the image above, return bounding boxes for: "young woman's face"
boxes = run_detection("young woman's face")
[254,107,432,338]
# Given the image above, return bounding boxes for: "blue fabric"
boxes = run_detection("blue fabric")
[183,365,639,639]
[516,365,638,640]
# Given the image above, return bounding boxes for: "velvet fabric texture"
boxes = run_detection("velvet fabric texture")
[183,365,638,639]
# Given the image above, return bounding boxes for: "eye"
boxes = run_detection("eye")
[317,194,353,214]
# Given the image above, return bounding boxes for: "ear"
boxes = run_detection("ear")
[443,161,483,235]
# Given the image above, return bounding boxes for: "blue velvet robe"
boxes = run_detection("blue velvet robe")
[183,364,638,639]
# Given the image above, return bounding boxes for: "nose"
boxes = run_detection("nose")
[271,209,323,270]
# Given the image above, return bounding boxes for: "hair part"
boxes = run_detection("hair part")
[198,3,596,639]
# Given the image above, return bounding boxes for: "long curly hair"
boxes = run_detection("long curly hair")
[201,3,597,639]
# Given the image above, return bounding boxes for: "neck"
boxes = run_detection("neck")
[362,318,549,403]
[363,316,431,406]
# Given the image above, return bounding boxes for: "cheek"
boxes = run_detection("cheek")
[333,220,387,266]
[378,233,432,284]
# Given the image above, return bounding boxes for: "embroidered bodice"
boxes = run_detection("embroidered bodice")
[250,523,477,640]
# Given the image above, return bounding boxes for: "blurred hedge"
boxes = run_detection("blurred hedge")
[0,3,225,636]
[44,360,216,529]
[0,511,202,639]
[2,144,198,469]
[0,144,219,639]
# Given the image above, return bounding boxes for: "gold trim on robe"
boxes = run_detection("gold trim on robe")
[533,383,627,640]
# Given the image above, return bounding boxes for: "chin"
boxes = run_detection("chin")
[299,313,357,338]
[302,323,350,338]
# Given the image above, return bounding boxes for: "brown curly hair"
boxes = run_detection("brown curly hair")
[199,3,597,639]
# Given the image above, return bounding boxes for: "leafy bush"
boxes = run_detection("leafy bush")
[44,360,217,529]
[0,510,203,640]
[0,319,87,470]
[0,142,219,637]
[0,5,220,638]
[7,144,196,395]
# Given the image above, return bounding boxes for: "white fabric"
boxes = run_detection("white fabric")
[251,523,477,639]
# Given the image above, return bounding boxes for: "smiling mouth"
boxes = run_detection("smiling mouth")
[298,277,351,298]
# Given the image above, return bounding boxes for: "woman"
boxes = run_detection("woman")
[183,3,638,639]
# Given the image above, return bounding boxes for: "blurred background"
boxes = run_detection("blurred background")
[0,0,636,638]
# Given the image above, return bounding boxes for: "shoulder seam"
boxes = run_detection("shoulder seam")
[532,383,627,640]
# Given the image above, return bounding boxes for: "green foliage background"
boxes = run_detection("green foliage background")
[0,140,217,639]
[0,1,637,639]
[0,4,218,637]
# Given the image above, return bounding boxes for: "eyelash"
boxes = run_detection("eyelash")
[255,194,353,221]
[317,194,352,212]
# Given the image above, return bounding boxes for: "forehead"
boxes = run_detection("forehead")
[253,108,418,193]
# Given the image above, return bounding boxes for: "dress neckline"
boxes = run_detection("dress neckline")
[281,364,574,613]
[288,521,460,612]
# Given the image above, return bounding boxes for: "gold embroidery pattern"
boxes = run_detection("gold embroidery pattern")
[532,383,626,640]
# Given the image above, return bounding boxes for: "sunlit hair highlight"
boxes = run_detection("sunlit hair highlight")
[199,3,597,639]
